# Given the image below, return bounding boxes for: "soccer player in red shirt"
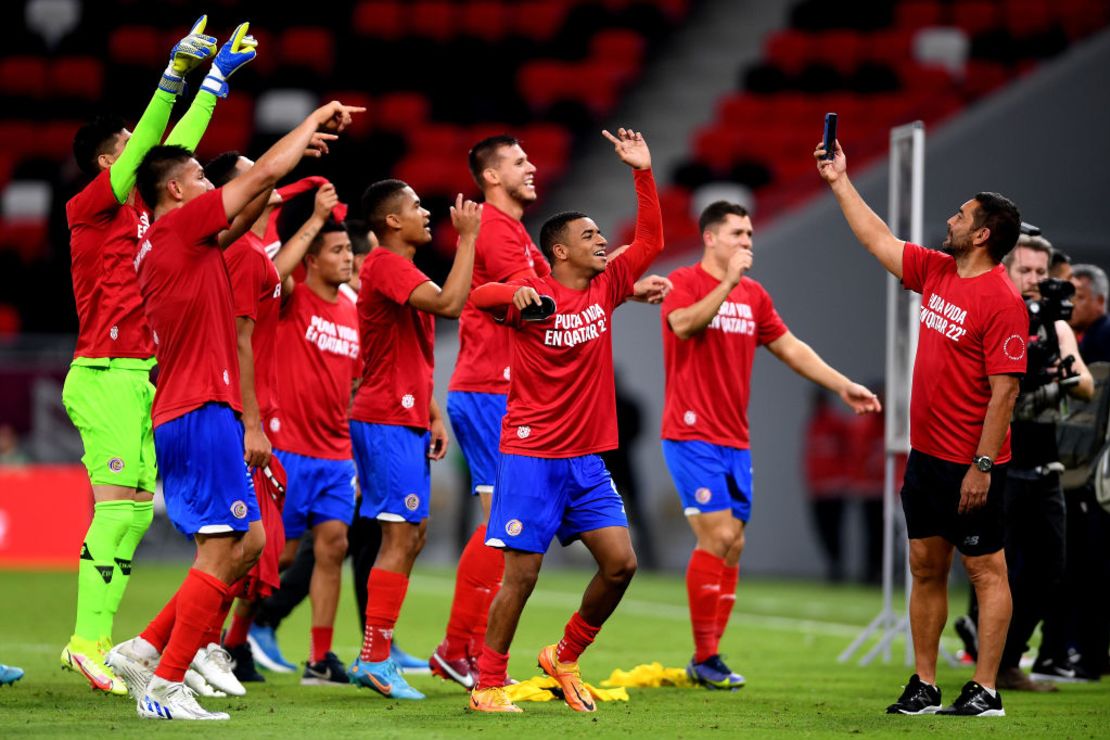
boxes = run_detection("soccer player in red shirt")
[817,139,1027,717]
[660,200,881,690]
[106,99,361,721]
[346,181,482,700]
[61,17,221,695]
[464,128,661,714]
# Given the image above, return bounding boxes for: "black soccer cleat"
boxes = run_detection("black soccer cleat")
[301,652,351,686]
[1031,656,1097,683]
[886,673,942,715]
[954,615,978,662]
[936,680,1005,716]
[226,642,266,683]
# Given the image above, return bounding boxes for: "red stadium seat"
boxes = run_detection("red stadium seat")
[590,29,645,69]
[511,0,571,42]
[811,31,865,76]
[518,61,570,110]
[765,30,811,75]
[410,1,456,41]
[109,26,164,66]
[376,92,430,131]
[50,57,104,101]
[352,0,406,39]
[394,153,471,196]
[0,302,20,338]
[0,57,48,98]
[961,60,1010,99]
[0,219,48,261]
[1059,0,1110,40]
[279,28,336,76]
[31,121,80,161]
[1002,0,1057,38]
[460,1,510,42]
[192,97,254,160]
[864,29,914,65]
[951,1,1002,36]
[897,62,954,93]
[407,123,466,157]
[895,0,945,29]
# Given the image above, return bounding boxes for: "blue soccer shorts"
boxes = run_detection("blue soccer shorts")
[273,448,357,539]
[153,402,259,536]
[485,452,628,553]
[350,421,431,524]
[662,439,753,523]
[446,390,508,495]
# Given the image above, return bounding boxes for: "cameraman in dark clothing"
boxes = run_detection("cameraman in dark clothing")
[994,231,1093,691]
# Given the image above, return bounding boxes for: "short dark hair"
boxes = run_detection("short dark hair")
[1051,249,1071,269]
[274,188,346,253]
[360,179,409,237]
[468,135,519,190]
[539,211,588,262]
[345,218,372,256]
[698,201,750,235]
[135,145,194,210]
[203,151,242,187]
[972,192,1021,263]
[73,115,126,177]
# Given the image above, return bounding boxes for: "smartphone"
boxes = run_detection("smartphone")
[822,112,838,160]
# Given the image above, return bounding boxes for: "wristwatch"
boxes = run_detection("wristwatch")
[972,455,994,473]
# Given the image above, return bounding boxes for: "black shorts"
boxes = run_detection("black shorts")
[900,449,1006,556]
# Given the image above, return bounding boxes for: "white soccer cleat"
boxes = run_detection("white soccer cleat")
[185,668,228,697]
[105,637,158,701]
[137,676,230,720]
[190,643,246,697]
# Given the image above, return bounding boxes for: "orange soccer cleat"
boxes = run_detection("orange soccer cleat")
[468,685,523,713]
[537,644,596,713]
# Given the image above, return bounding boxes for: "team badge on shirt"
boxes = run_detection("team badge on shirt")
[269,417,281,433]
[108,457,125,473]
[222,369,230,386]
[404,494,420,511]
[516,426,531,439]
[502,366,511,381]
[230,500,248,519]
[1003,335,1026,361]
[683,410,697,426]
[109,325,119,341]
[505,519,523,537]
[401,394,415,409]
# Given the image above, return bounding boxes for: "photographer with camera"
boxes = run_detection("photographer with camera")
[990,230,1093,691]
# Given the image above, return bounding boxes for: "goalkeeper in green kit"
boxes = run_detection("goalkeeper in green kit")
[61,15,256,695]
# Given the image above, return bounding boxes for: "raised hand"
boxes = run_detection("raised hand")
[450,193,483,240]
[313,101,366,133]
[201,21,258,98]
[314,183,339,218]
[814,139,847,184]
[303,132,338,158]
[602,128,651,170]
[160,15,217,95]
[726,249,753,286]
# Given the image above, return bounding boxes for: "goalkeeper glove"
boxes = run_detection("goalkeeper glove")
[159,15,218,96]
[201,22,258,98]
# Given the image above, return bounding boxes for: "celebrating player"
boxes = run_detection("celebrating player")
[345,181,481,700]
[61,16,223,696]
[105,94,361,721]
[466,128,661,714]
[817,139,1026,716]
[659,201,881,689]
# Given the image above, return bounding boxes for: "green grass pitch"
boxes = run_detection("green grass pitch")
[1,563,1106,737]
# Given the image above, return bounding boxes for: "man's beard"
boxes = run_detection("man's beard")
[941,233,968,257]
[509,184,537,205]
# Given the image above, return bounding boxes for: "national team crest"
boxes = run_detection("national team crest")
[684,410,697,426]
[230,500,248,519]
[109,325,119,340]
[269,417,281,433]
[401,394,415,409]
[108,457,125,473]
[505,519,523,536]
[222,369,230,385]
[502,366,511,381]
[695,487,712,504]
[517,426,531,439]
[404,493,420,511]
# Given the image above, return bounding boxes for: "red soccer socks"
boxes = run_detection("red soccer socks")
[153,569,230,682]
[687,549,725,663]
[310,626,334,664]
[443,524,504,660]
[556,611,601,664]
[359,567,408,663]
[476,644,510,689]
[716,564,740,642]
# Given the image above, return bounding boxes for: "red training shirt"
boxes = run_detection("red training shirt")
[350,248,435,430]
[660,267,788,449]
[902,242,1028,464]
[65,169,155,359]
[449,203,550,394]
[135,189,240,427]
[496,168,664,458]
[224,231,282,419]
[269,285,361,459]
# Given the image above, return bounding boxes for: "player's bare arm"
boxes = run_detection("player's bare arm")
[220,100,361,223]
[234,316,272,469]
[668,250,751,339]
[765,332,882,415]
[601,129,664,278]
[217,187,274,249]
[815,140,904,279]
[960,373,1020,513]
[408,194,482,318]
[276,183,340,299]
[428,396,449,461]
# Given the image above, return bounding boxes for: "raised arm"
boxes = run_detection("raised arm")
[275,184,340,298]
[109,16,217,203]
[217,188,273,250]
[601,129,663,278]
[407,195,481,318]
[815,140,904,279]
[668,251,751,339]
[766,331,882,414]
[220,100,360,223]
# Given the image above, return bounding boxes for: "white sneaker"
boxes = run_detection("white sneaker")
[137,676,229,720]
[106,637,158,701]
[190,643,246,697]
[185,668,228,698]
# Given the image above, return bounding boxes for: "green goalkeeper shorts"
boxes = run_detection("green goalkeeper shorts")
[62,358,158,492]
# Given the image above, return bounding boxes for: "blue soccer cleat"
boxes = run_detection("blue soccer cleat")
[348,657,425,700]
[687,655,746,691]
[391,643,430,674]
[247,624,296,673]
[0,664,24,687]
